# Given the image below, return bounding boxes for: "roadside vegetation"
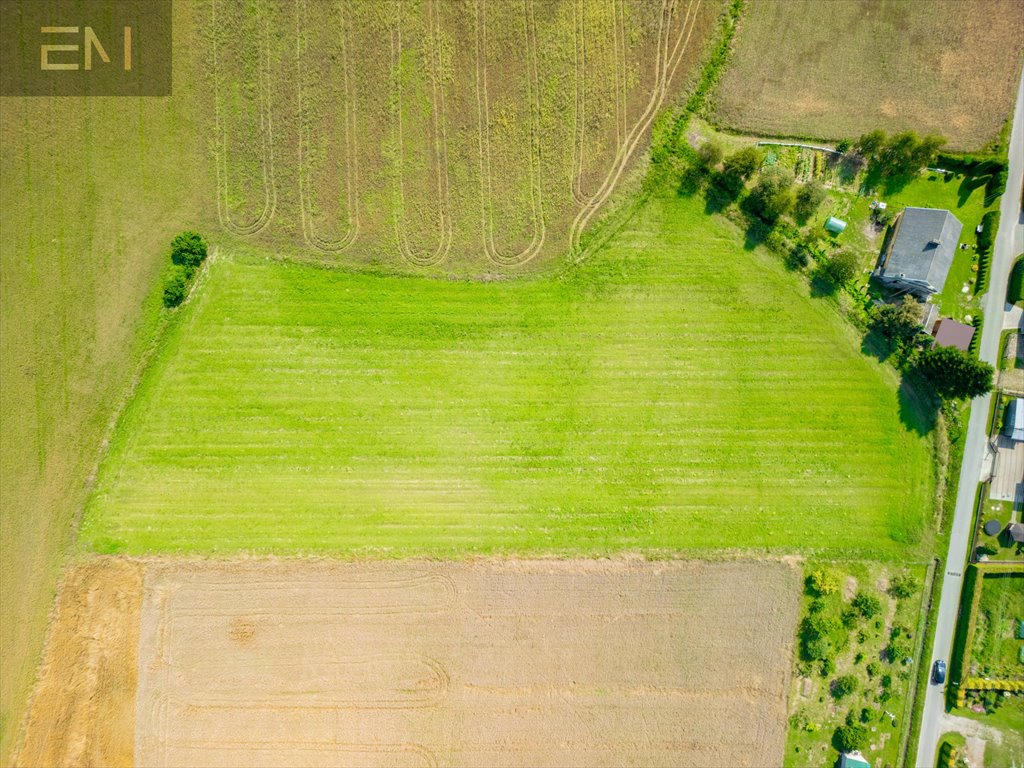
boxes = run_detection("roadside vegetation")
[785,563,929,767]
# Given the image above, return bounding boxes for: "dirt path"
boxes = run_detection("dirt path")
[14,558,143,768]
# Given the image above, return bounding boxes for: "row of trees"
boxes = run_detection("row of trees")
[854,130,946,183]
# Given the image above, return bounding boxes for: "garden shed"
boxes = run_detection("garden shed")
[1005,398,1024,441]
[824,216,847,234]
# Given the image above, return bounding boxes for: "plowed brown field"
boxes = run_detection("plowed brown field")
[17,558,800,767]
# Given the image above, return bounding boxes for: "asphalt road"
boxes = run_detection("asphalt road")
[913,69,1024,768]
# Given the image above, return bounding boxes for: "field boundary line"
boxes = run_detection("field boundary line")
[391,0,452,267]
[296,0,360,253]
[569,0,702,253]
[212,0,276,237]
[474,0,546,267]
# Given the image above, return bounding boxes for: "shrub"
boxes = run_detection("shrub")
[171,231,208,270]
[832,674,859,699]
[866,661,881,678]
[162,266,188,308]
[722,146,763,180]
[823,249,859,286]
[806,568,840,596]
[852,591,883,619]
[793,180,826,222]
[976,210,999,255]
[747,166,796,223]
[1008,256,1024,305]
[696,141,723,169]
[836,139,851,154]
[873,299,923,347]
[833,722,870,752]
[887,573,919,600]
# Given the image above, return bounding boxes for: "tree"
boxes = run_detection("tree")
[722,146,763,179]
[747,166,795,222]
[806,568,839,596]
[832,675,859,699]
[855,129,886,157]
[162,266,188,308]
[696,141,723,169]
[823,249,859,286]
[915,345,994,400]
[887,624,914,663]
[836,139,852,154]
[887,573,919,600]
[834,722,870,752]
[874,298,924,346]
[793,180,826,222]
[852,591,882,619]
[171,231,208,271]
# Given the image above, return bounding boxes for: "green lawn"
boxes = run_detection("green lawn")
[80,193,935,558]
[973,573,1024,677]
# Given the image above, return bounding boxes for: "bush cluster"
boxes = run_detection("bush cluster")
[162,231,208,308]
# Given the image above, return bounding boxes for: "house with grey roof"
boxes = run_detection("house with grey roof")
[874,207,963,297]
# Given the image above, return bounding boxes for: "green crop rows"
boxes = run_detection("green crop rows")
[81,193,934,558]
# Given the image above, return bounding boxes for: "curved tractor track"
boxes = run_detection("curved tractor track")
[391,0,453,267]
[212,0,277,237]
[474,0,546,268]
[296,0,360,253]
[569,0,702,254]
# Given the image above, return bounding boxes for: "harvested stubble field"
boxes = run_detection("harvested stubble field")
[209,0,722,268]
[16,557,801,768]
[80,194,935,559]
[713,0,1024,151]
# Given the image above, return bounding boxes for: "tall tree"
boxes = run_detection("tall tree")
[915,345,993,400]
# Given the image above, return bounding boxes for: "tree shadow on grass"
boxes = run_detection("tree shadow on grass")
[897,375,939,437]
[861,328,893,364]
[809,273,839,298]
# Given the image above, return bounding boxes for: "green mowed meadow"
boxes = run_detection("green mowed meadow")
[81,193,934,558]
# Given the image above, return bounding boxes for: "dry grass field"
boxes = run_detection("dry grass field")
[713,0,1024,150]
[16,557,800,768]
[0,4,209,757]
[208,0,722,268]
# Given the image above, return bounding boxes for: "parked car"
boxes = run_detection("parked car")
[932,659,947,684]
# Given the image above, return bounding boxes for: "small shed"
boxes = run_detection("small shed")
[1005,398,1024,441]
[1008,522,1024,544]
[932,318,975,352]
[825,216,847,234]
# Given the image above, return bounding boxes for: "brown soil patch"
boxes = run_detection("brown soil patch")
[135,558,800,768]
[14,558,143,768]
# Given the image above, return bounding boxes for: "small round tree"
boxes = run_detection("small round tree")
[834,721,869,752]
[832,675,859,700]
[162,266,188,308]
[171,231,208,272]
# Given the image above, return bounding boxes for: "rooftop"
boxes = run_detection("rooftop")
[879,207,963,294]
[932,318,975,352]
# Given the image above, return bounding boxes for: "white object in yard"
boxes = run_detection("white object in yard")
[962,284,970,293]
[976,223,983,234]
